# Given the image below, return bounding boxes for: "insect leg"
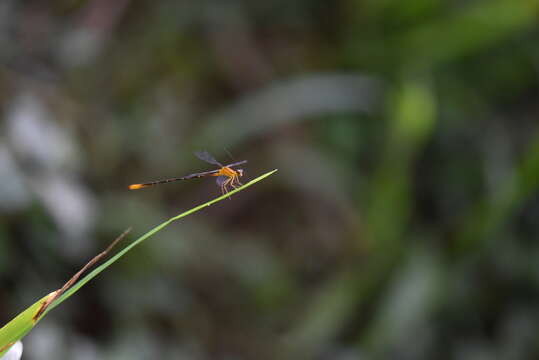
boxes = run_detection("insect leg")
[221,177,230,195]
[223,177,234,199]
[230,175,239,189]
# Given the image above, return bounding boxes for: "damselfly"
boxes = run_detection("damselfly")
[128,151,246,196]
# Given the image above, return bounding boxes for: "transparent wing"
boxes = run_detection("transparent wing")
[215,175,229,187]
[224,160,248,168]
[194,151,222,167]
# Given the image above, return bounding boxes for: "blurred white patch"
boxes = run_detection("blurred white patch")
[25,323,100,360]
[70,335,100,360]
[30,174,97,256]
[7,94,80,171]
[0,145,31,212]
[367,245,441,354]
[24,322,65,360]
[6,93,96,256]
[200,73,382,148]
[107,328,161,359]
[1,341,23,360]
[59,28,103,68]
[58,0,130,68]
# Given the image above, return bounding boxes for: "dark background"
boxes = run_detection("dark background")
[1,1,539,359]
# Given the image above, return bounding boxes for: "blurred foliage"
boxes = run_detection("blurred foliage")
[1,0,539,359]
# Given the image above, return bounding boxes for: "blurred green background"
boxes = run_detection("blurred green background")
[1,0,539,359]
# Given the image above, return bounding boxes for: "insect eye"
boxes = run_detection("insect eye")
[238,169,244,176]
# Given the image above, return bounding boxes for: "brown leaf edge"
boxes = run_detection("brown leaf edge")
[0,342,15,354]
[32,228,132,323]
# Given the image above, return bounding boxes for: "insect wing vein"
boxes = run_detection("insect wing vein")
[194,151,222,167]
